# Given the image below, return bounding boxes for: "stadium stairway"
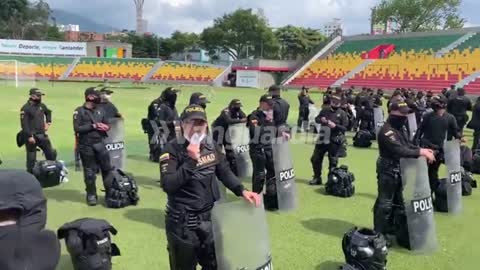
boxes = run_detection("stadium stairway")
[142,60,164,82]
[282,36,342,86]
[332,59,376,87]
[458,71,480,94]
[59,57,81,80]
[435,32,477,58]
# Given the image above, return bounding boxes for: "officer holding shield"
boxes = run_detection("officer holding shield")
[212,99,247,175]
[247,95,279,210]
[157,87,180,144]
[309,95,349,185]
[73,88,113,206]
[20,88,57,173]
[373,100,435,240]
[268,85,290,136]
[98,88,122,119]
[414,96,460,192]
[160,104,260,270]
[297,86,314,133]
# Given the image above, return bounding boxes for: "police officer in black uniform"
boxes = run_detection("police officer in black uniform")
[212,99,247,175]
[309,95,349,185]
[415,96,461,191]
[189,92,210,109]
[297,86,314,132]
[157,88,181,149]
[247,95,278,209]
[467,97,480,151]
[20,88,57,173]
[268,85,291,136]
[414,91,427,124]
[447,87,472,135]
[160,104,260,270]
[0,170,60,270]
[73,88,113,206]
[98,88,122,119]
[373,100,435,239]
[146,93,164,161]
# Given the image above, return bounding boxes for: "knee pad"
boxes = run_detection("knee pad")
[84,168,97,182]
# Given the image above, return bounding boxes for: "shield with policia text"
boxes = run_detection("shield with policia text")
[272,137,297,211]
[226,123,253,180]
[400,157,438,253]
[443,139,463,214]
[105,118,126,170]
[212,200,273,270]
[373,107,384,136]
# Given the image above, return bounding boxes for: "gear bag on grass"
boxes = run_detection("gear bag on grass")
[58,218,121,270]
[32,160,68,188]
[353,130,373,148]
[104,169,139,209]
[471,150,480,174]
[326,165,355,198]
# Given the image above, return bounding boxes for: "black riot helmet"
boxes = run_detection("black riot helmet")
[342,227,388,270]
[161,87,179,107]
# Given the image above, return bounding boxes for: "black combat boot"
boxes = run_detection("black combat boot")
[86,194,98,206]
[309,177,322,185]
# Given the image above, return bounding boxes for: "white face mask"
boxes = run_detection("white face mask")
[185,132,206,144]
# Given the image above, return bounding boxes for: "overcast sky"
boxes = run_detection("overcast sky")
[45,0,480,36]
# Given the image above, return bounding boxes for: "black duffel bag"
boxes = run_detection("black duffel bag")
[32,160,67,188]
[353,130,373,148]
[326,165,355,198]
[104,169,139,209]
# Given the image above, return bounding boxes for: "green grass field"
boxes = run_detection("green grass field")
[1,81,479,270]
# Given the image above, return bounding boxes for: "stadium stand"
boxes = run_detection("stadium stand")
[150,62,224,82]
[287,33,480,92]
[68,58,157,81]
[0,55,73,79]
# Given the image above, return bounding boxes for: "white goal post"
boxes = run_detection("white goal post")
[0,60,37,88]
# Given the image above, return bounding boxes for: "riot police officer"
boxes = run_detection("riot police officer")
[297,86,314,132]
[467,97,480,151]
[73,88,113,206]
[160,104,260,270]
[98,88,122,119]
[309,95,349,185]
[189,92,210,109]
[247,94,278,210]
[20,88,57,173]
[268,85,290,136]
[0,170,60,270]
[157,87,181,149]
[373,100,435,239]
[415,96,460,191]
[146,93,164,161]
[447,87,472,134]
[212,99,247,175]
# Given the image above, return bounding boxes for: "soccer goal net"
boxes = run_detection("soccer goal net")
[0,60,37,88]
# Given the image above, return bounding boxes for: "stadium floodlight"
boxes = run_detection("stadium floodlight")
[0,60,37,88]
[133,0,145,34]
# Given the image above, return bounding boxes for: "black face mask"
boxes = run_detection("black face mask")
[388,114,407,130]
[31,97,41,103]
[200,103,207,109]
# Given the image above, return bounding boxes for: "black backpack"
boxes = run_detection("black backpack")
[462,168,477,196]
[32,160,66,188]
[58,218,121,270]
[433,178,448,212]
[104,169,139,209]
[353,130,373,148]
[326,165,355,198]
[472,150,480,174]
[460,145,473,172]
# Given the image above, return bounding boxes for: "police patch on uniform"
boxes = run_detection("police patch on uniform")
[385,131,394,136]
[73,110,78,119]
[160,153,170,162]
[20,111,25,119]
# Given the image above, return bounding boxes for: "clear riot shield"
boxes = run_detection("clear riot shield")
[317,125,331,144]
[226,123,253,180]
[272,137,297,211]
[400,157,438,253]
[216,178,227,202]
[373,107,384,136]
[407,113,418,140]
[308,105,319,132]
[105,118,126,170]
[443,139,462,214]
[212,200,272,270]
